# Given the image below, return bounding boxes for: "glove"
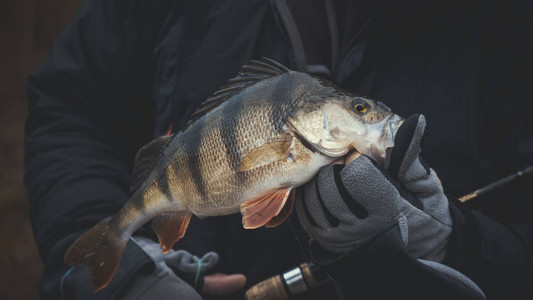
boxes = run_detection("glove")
[118,237,214,299]
[119,236,245,299]
[296,114,453,261]
[58,235,245,299]
[295,114,485,298]
[308,222,485,299]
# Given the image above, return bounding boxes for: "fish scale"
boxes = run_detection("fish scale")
[64,58,404,292]
[175,86,298,215]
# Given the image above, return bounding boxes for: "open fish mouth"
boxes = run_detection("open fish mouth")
[382,113,405,168]
[290,112,404,166]
[351,113,404,167]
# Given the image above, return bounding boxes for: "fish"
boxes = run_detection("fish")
[64,58,404,292]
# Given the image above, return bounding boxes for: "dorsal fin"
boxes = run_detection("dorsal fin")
[130,134,174,192]
[185,57,290,127]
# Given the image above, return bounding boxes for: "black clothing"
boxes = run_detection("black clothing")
[25,0,532,299]
[310,222,485,299]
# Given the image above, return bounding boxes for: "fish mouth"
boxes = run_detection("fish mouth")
[375,113,404,168]
[383,114,404,168]
[350,113,404,167]
[287,113,404,166]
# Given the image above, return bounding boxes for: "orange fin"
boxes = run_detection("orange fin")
[265,189,295,228]
[64,217,127,292]
[240,188,292,229]
[240,138,292,171]
[151,213,192,253]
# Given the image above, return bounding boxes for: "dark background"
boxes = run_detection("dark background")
[0,1,82,298]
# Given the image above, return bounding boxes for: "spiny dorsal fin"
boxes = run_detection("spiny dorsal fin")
[130,135,174,192]
[185,57,290,127]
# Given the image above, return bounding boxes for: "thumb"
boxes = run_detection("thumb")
[202,273,247,296]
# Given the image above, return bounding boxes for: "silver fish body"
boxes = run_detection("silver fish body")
[64,58,403,292]
[160,71,337,216]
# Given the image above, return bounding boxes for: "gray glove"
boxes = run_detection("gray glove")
[119,236,219,299]
[296,114,453,261]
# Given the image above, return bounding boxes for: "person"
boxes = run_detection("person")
[25,0,532,299]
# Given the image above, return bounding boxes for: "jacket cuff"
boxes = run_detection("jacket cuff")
[444,197,530,298]
[32,178,131,261]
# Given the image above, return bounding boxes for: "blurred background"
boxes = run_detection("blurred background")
[0,0,82,298]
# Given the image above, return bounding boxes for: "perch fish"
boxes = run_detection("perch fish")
[64,58,404,292]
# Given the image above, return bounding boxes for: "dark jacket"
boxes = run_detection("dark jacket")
[25,0,533,299]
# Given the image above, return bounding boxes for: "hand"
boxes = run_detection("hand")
[296,114,452,261]
[294,115,486,298]
[307,223,485,299]
[203,273,247,296]
[160,247,246,296]
[120,236,246,299]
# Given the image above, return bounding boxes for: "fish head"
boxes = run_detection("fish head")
[288,95,404,166]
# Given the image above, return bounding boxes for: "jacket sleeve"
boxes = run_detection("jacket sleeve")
[25,0,174,298]
[445,198,533,299]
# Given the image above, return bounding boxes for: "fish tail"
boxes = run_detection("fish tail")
[64,186,187,292]
[64,216,127,293]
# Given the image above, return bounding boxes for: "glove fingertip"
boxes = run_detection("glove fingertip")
[389,114,425,178]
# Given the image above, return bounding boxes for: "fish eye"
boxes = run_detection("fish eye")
[354,103,367,113]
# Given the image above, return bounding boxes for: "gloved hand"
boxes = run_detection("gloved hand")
[120,236,246,299]
[296,114,452,261]
[295,114,486,299]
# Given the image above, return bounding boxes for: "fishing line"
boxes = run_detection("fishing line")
[194,257,204,289]
[288,213,327,300]
[60,266,76,300]
[287,216,308,262]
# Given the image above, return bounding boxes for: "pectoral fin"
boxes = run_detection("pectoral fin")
[239,138,292,171]
[265,189,295,228]
[240,188,292,229]
[151,213,192,253]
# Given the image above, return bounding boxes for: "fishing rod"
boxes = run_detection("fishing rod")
[459,166,533,202]
[246,166,533,298]
[245,262,334,300]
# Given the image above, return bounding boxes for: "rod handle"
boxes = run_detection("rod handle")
[244,263,317,300]
[244,274,288,300]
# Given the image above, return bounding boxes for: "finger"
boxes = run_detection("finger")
[332,158,345,165]
[202,273,247,296]
[344,151,361,165]
[163,250,219,274]
[389,114,425,179]
[330,164,368,219]
[300,175,336,228]
[295,190,318,227]
[312,164,362,225]
[340,155,403,214]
